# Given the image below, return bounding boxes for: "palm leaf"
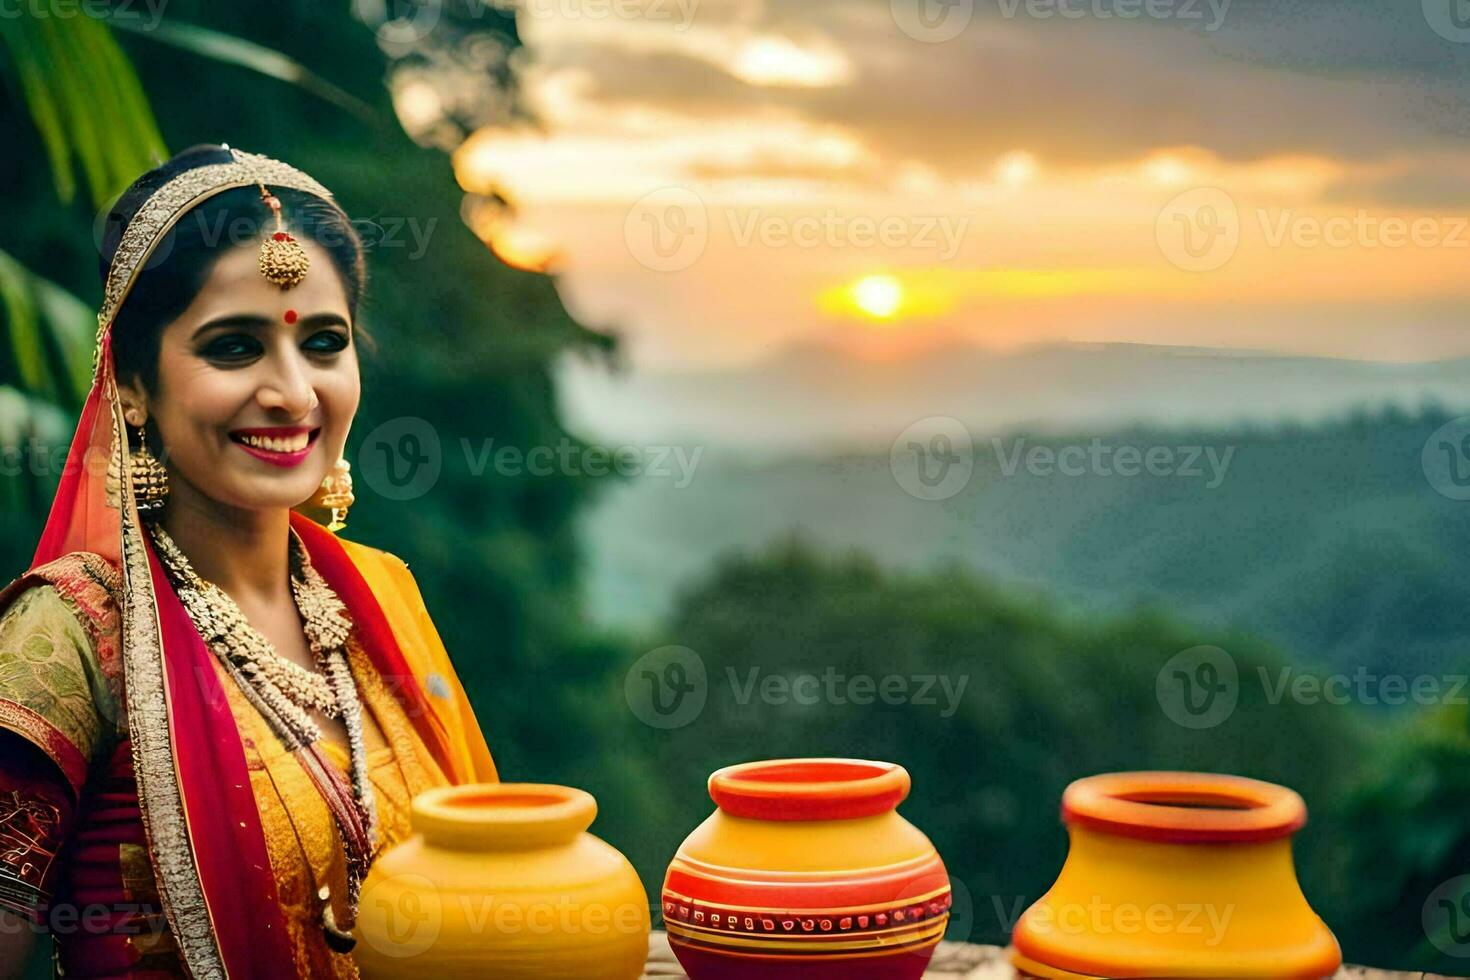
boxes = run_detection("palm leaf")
[0,250,94,407]
[109,19,379,125]
[0,14,167,206]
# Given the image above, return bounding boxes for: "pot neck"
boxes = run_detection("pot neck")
[411,784,597,851]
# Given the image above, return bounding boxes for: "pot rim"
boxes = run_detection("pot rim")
[708,758,911,821]
[412,782,598,848]
[1062,771,1306,844]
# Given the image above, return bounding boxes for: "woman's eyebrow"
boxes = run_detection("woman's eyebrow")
[191,311,349,340]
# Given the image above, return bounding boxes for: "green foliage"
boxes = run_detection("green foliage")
[589,407,1470,683]
[0,12,165,206]
[1334,704,1470,972]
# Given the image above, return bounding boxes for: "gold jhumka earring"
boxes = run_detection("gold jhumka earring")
[107,417,169,520]
[317,457,354,532]
[129,431,170,519]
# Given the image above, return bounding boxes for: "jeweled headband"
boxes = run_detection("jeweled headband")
[95,146,334,374]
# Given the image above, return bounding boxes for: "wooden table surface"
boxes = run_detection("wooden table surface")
[640,932,1455,979]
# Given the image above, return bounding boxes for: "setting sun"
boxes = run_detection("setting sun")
[851,275,903,319]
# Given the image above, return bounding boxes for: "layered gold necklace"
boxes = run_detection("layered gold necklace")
[147,522,377,952]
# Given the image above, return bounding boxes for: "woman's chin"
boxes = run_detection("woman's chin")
[215,477,327,514]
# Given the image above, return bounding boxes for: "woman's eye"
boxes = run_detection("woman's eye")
[304,330,349,354]
[201,334,261,360]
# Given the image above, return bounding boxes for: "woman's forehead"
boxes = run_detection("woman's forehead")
[177,240,350,325]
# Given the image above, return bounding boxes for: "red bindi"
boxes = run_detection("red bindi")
[284,309,298,324]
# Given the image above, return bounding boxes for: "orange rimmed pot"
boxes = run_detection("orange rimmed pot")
[354,783,650,979]
[663,758,951,980]
[1011,772,1341,979]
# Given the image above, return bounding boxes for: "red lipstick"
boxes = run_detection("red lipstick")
[228,426,321,468]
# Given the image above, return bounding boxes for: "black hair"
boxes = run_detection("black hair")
[101,144,369,391]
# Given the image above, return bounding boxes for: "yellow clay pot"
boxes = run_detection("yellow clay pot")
[354,783,650,979]
[1011,772,1341,979]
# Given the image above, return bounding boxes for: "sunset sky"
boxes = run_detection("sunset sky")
[443,0,1470,371]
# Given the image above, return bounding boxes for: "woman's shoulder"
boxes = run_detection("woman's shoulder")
[2,551,125,699]
[336,535,411,571]
[4,551,123,639]
[334,536,420,594]
[0,555,123,786]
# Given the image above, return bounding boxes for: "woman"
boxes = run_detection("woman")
[0,145,497,978]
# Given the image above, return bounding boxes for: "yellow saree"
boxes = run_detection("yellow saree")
[0,528,496,977]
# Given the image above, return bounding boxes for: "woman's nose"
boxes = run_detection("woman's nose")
[255,353,317,418]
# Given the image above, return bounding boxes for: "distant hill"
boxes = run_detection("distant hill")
[560,341,1470,451]
[580,408,1470,683]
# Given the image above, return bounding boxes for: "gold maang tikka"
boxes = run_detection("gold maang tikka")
[255,182,310,287]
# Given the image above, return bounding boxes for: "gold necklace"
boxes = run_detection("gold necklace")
[147,523,378,952]
[148,524,351,740]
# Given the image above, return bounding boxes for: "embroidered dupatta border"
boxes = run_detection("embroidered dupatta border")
[116,388,233,980]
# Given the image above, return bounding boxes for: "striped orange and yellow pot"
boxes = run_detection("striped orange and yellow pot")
[662,758,951,980]
[1010,771,1342,979]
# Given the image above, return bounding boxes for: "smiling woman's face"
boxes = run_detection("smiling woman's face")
[122,238,360,515]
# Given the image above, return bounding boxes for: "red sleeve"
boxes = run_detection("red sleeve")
[0,731,77,926]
